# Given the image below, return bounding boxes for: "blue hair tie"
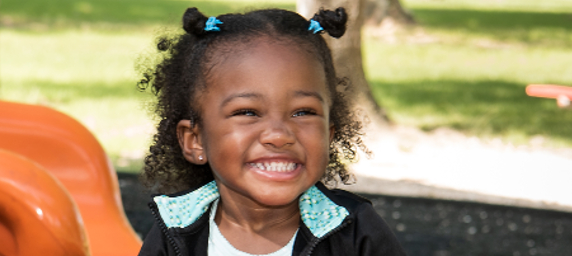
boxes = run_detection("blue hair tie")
[308,19,323,34]
[205,16,223,32]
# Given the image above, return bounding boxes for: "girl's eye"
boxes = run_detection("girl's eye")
[232,109,258,117]
[292,109,316,117]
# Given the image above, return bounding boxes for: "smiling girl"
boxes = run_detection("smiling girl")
[137,7,405,256]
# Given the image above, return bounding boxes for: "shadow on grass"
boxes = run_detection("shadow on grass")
[410,8,572,44]
[1,0,294,28]
[411,8,572,31]
[370,79,572,144]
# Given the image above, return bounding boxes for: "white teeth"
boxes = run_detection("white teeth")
[251,162,297,172]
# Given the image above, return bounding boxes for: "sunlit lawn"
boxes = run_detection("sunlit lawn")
[366,0,572,146]
[364,41,572,146]
[1,0,571,172]
[0,0,294,28]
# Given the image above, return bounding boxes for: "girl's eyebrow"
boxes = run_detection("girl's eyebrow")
[294,90,324,103]
[221,92,262,107]
[220,90,324,107]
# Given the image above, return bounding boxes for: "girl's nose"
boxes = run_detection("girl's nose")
[259,121,295,149]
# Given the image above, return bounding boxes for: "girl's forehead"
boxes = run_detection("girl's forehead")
[205,37,327,84]
[199,37,331,104]
[204,36,322,75]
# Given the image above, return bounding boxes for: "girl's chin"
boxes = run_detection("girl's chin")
[243,188,307,208]
[254,201,300,210]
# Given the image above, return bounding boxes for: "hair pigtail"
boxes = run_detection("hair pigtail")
[183,7,209,35]
[312,7,348,38]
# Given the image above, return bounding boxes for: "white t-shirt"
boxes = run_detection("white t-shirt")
[208,199,298,256]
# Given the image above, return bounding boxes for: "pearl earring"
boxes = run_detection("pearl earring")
[198,155,203,161]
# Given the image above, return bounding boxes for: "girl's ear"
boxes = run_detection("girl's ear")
[177,119,207,165]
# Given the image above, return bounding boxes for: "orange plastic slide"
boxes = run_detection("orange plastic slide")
[0,149,89,256]
[0,101,142,256]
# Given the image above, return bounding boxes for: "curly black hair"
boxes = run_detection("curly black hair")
[138,7,368,193]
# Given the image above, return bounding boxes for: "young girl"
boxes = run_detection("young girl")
[137,6,405,256]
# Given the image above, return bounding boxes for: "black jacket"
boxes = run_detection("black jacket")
[138,181,406,256]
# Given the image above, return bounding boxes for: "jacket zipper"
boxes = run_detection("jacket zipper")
[301,218,353,256]
[149,202,182,256]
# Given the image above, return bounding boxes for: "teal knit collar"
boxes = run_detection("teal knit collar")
[153,181,349,238]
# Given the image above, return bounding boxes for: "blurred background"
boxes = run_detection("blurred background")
[1,0,572,255]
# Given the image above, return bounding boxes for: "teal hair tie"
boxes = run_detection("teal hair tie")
[308,19,323,34]
[205,17,223,32]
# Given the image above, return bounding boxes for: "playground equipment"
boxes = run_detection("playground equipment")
[0,149,89,256]
[526,84,572,108]
[0,101,142,256]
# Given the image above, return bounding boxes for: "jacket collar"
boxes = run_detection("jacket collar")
[152,181,349,238]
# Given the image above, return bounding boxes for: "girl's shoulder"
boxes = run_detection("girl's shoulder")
[309,183,408,255]
[313,182,372,212]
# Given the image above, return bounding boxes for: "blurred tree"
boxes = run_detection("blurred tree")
[364,0,415,27]
[297,0,413,125]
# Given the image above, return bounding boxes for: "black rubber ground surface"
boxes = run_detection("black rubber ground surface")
[118,173,572,256]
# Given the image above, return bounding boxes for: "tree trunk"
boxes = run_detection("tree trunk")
[364,0,415,27]
[297,0,391,126]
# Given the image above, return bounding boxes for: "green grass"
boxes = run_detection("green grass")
[369,79,572,145]
[1,0,572,172]
[406,7,572,47]
[403,0,572,12]
[366,0,572,147]
[365,43,572,83]
[1,0,294,30]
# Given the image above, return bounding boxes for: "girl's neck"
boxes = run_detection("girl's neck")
[215,191,300,233]
[214,190,301,254]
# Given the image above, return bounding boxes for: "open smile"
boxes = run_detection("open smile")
[248,162,298,172]
[246,159,304,181]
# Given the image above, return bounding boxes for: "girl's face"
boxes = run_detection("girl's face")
[193,38,333,208]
